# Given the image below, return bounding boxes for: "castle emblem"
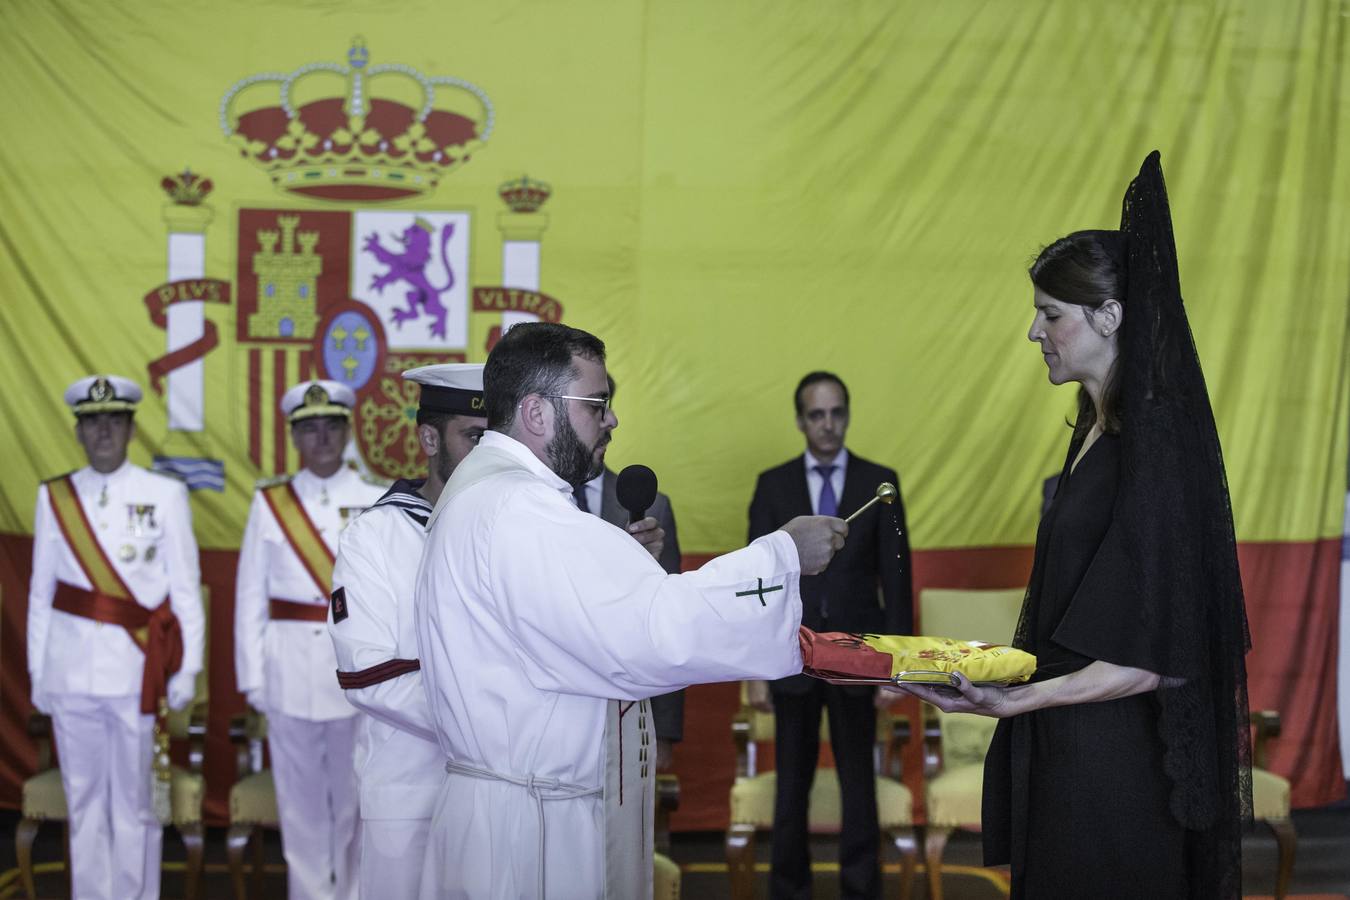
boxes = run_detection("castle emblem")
[249,216,321,340]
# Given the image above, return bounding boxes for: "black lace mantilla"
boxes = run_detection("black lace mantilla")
[1015,152,1252,898]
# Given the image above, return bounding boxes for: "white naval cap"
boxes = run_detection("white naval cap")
[402,363,486,417]
[281,379,356,423]
[63,374,142,416]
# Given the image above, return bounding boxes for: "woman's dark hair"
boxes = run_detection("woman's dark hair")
[1028,229,1127,434]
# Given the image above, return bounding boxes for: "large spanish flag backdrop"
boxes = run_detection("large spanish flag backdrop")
[1,1,1346,828]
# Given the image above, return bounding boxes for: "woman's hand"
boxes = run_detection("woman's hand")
[884,660,1165,719]
[886,674,1020,718]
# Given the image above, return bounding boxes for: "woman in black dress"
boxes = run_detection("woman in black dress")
[901,153,1251,898]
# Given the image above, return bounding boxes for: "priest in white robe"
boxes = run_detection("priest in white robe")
[414,322,848,900]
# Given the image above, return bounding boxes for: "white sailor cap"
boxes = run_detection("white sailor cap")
[281,380,356,423]
[63,375,142,416]
[402,363,486,417]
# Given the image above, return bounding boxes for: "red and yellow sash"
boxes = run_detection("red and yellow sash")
[45,475,182,715]
[261,481,335,596]
[46,475,136,606]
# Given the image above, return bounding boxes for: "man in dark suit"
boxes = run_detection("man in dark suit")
[572,376,685,768]
[747,371,912,900]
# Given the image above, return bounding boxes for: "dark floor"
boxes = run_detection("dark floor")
[1,803,1347,898]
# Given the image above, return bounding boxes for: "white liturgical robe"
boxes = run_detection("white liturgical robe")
[415,431,804,900]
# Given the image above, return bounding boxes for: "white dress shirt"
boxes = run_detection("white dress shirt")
[575,471,604,514]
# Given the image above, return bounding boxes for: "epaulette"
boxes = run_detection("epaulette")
[255,473,293,490]
[41,470,77,485]
[147,467,187,483]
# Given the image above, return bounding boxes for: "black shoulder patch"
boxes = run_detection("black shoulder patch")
[330,586,349,624]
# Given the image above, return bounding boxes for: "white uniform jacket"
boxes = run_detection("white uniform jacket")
[27,461,204,703]
[235,467,383,721]
[329,480,442,821]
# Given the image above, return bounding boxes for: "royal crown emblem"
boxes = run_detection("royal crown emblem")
[89,377,113,402]
[220,38,494,202]
[160,169,214,207]
[499,175,551,213]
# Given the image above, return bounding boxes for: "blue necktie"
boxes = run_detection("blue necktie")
[573,483,591,514]
[815,465,838,517]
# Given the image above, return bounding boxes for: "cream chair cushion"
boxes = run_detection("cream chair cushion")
[1251,767,1290,821]
[940,712,998,770]
[22,763,203,825]
[21,768,66,821]
[730,769,913,830]
[653,852,680,900]
[926,763,985,827]
[172,766,205,826]
[230,770,279,826]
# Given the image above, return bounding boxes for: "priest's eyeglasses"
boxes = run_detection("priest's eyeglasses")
[542,394,612,415]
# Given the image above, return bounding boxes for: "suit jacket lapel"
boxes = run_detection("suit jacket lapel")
[791,457,814,517]
[838,454,872,520]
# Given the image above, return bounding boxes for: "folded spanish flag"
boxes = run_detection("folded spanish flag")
[798,627,1036,686]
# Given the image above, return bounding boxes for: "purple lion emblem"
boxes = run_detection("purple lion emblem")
[363,219,456,339]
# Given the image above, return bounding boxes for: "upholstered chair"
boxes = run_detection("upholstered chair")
[725,685,917,900]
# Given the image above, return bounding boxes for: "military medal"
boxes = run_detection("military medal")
[118,544,136,562]
[127,504,157,536]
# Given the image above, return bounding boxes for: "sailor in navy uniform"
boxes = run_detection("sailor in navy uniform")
[328,364,486,899]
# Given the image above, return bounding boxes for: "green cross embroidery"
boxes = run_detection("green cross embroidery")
[734,578,783,607]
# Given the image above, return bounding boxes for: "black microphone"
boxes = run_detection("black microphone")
[615,465,658,524]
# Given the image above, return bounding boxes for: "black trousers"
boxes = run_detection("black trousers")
[769,679,880,900]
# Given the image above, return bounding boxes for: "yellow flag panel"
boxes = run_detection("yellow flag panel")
[0,1,1345,551]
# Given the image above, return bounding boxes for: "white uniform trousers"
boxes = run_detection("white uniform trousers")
[360,817,430,900]
[49,693,160,900]
[268,711,361,900]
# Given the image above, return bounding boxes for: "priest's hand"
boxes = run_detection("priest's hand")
[627,516,666,562]
[780,515,849,574]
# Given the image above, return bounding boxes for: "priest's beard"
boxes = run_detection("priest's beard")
[547,414,608,487]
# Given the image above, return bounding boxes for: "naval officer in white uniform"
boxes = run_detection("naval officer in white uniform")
[235,380,384,900]
[328,363,487,899]
[27,374,204,900]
